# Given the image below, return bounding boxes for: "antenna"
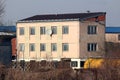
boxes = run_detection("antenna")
[46,29,52,35]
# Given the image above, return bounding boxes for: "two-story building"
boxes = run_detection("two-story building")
[16,12,106,68]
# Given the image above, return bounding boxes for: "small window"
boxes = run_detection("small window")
[62,43,69,51]
[88,43,97,52]
[118,35,120,40]
[30,43,35,51]
[51,43,57,51]
[80,61,85,68]
[40,43,46,51]
[51,26,57,34]
[40,27,46,34]
[71,61,78,67]
[88,25,97,34]
[19,43,24,51]
[62,26,69,34]
[19,27,24,35]
[30,27,35,35]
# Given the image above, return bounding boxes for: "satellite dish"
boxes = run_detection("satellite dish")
[46,29,52,35]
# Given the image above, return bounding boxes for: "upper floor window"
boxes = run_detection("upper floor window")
[30,43,35,51]
[62,26,69,34]
[88,43,97,52]
[88,25,97,34]
[19,27,24,35]
[19,43,25,51]
[40,43,46,51]
[40,27,46,35]
[30,27,35,35]
[51,43,57,51]
[62,43,69,51]
[51,26,57,34]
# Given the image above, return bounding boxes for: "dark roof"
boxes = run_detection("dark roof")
[106,27,120,33]
[19,12,106,22]
[0,26,16,32]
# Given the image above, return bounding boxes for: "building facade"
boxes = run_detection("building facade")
[106,27,120,43]
[17,12,106,68]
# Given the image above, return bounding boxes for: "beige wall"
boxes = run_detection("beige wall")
[105,33,120,43]
[17,20,105,61]
[17,21,80,61]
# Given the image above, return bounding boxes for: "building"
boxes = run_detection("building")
[106,27,120,43]
[0,26,16,65]
[16,12,106,68]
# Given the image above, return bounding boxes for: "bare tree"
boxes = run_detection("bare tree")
[0,0,5,25]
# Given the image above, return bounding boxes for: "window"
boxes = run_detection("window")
[40,27,46,34]
[62,26,69,34]
[30,43,35,51]
[51,26,57,34]
[71,61,78,67]
[51,43,57,51]
[118,35,120,40]
[62,43,69,51]
[19,27,24,35]
[88,43,97,52]
[30,27,35,35]
[19,43,24,51]
[40,43,46,51]
[88,25,97,34]
[80,61,85,68]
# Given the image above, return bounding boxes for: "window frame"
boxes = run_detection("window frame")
[40,43,46,51]
[40,27,46,35]
[51,43,57,51]
[62,26,69,34]
[19,43,25,52]
[51,26,57,34]
[62,43,69,51]
[88,25,97,34]
[30,27,35,35]
[88,43,97,52]
[80,61,85,68]
[19,27,24,35]
[71,61,78,67]
[30,43,35,51]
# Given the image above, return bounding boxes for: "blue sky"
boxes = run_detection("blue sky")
[4,0,120,26]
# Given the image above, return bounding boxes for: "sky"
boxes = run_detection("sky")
[3,0,120,26]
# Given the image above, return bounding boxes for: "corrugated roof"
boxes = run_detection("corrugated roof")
[19,12,106,22]
[106,27,120,33]
[0,26,16,32]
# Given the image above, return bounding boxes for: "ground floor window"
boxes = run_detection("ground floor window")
[80,61,85,68]
[71,61,78,67]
